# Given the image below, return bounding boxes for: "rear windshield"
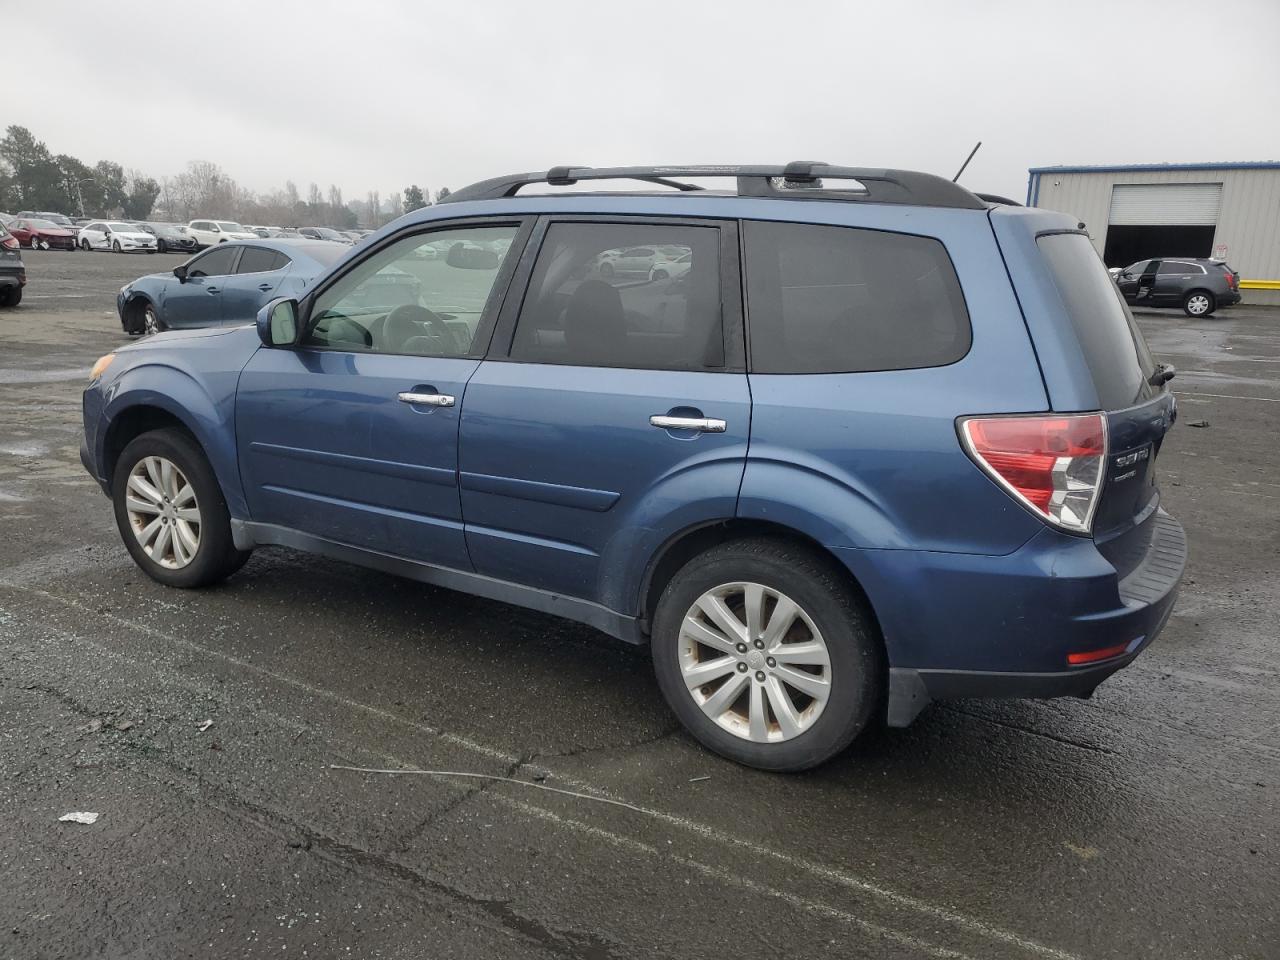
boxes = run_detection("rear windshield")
[1037,232,1157,409]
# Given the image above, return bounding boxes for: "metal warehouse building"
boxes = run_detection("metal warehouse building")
[1026,162,1280,305]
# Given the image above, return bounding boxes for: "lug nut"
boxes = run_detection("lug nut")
[737,662,748,673]
[736,642,748,654]
[753,638,764,649]
[755,671,766,682]
[766,657,776,668]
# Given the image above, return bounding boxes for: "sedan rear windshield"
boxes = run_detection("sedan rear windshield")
[1037,232,1157,409]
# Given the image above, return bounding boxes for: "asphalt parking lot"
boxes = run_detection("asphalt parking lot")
[2,249,1277,960]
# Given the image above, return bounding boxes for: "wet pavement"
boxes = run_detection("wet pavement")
[2,250,1277,959]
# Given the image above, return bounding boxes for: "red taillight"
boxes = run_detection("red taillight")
[1067,642,1130,665]
[0,235,17,251]
[960,413,1107,534]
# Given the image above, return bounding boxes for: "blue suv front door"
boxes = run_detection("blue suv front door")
[457,218,749,613]
[235,221,529,569]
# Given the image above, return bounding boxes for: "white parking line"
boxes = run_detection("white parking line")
[7,582,1086,960]
[1176,391,1280,403]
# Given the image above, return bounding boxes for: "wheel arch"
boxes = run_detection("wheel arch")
[100,372,248,518]
[638,518,886,643]
[120,292,156,334]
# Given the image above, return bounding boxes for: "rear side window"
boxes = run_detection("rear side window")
[1037,232,1157,409]
[742,221,970,374]
[509,222,723,370]
[236,247,288,273]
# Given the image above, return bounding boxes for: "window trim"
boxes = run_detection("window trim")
[291,215,534,360]
[487,214,746,374]
[740,217,973,376]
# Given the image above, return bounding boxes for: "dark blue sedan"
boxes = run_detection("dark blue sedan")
[116,239,350,336]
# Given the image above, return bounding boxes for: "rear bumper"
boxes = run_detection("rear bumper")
[835,510,1187,726]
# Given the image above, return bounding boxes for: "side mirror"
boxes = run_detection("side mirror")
[173,264,188,283]
[257,297,299,347]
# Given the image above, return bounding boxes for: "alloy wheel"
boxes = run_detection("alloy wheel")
[143,305,161,337]
[125,456,201,569]
[1187,294,1211,316]
[678,581,832,743]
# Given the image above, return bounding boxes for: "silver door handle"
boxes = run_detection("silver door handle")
[398,392,455,407]
[650,415,726,433]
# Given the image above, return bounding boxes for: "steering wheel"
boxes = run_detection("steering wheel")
[384,304,456,353]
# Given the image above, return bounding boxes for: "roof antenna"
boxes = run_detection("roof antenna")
[952,141,982,182]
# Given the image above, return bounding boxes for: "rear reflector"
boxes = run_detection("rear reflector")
[959,413,1107,534]
[1067,643,1130,665]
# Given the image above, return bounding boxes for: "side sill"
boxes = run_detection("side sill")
[230,519,644,645]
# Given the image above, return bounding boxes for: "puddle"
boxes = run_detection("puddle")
[0,441,47,457]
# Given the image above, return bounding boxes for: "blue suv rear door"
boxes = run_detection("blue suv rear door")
[235,220,529,569]
[457,217,749,612]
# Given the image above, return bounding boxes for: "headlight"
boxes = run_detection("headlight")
[90,353,115,381]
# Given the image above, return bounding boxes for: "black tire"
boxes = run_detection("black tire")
[652,268,668,280]
[651,538,883,772]
[111,428,251,589]
[1,286,20,308]
[112,239,122,253]
[1183,290,1216,317]
[81,238,91,251]
[599,261,614,278]
[157,239,167,254]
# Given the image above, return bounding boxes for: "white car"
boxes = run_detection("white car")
[187,219,258,248]
[650,251,692,280]
[77,221,157,253]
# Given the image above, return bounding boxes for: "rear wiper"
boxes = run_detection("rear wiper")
[1148,362,1176,386]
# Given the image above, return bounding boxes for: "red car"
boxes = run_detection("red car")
[7,217,76,251]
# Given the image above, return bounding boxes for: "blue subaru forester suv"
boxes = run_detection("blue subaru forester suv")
[81,164,1186,771]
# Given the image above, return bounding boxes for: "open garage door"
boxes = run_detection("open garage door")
[1103,182,1222,267]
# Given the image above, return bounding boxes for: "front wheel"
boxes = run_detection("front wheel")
[1,286,20,308]
[112,240,122,253]
[1183,290,1215,317]
[81,238,91,250]
[111,429,251,589]
[651,538,883,771]
[157,239,167,254]
[142,302,164,337]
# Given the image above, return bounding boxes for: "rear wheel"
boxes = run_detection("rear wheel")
[1183,290,1215,317]
[111,429,250,588]
[1,286,21,308]
[112,239,122,253]
[157,238,167,254]
[651,538,883,771]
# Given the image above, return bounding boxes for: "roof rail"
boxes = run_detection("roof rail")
[440,163,987,209]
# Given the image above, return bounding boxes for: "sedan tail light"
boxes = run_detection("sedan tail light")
[959,413,1107,534]
[0,235,17,250]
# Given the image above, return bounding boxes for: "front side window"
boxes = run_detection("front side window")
[304,224,519,356]
[187,245,238,278]
[1123,260,1148,276]
[509,222,723,369]
[743,221,971,374]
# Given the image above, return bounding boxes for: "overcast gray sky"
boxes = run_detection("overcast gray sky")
[12,0,1280,202]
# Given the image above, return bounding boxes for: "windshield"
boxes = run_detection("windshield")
[216,221,246,232]
[107,222,136,232]
[29,219,61,230]
[313,228,344,239]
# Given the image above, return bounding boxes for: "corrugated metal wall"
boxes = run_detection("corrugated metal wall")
[1028,166,1280,306]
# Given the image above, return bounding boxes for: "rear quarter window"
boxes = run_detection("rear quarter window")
[743,221,971,374]
[1037,232,1157,409]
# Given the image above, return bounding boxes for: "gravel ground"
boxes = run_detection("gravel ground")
[1,249,1277,959]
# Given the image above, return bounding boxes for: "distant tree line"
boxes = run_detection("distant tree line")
[0,125,451,229]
